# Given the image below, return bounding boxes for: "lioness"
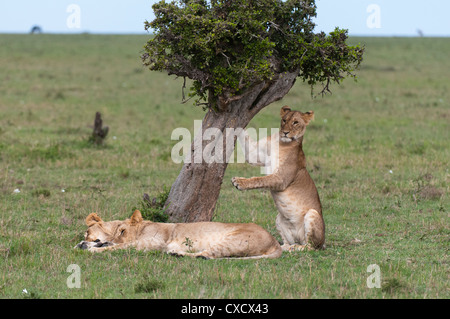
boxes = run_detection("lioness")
[75,210,282,259]
[232,105,325,251]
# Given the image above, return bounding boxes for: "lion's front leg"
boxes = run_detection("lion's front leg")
[87,242,123,252]
[231,177,253,190]
[231,175,287,191]
[76,241,132,252]
[236,130,273,167]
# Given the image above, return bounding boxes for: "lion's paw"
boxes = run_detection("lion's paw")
[282,244,311,252]
[231,177,246,191]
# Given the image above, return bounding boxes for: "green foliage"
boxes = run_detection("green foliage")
[22,290,41,299]
[301,29,365,95]
[142,0,364,104]
[30,143,72,161]
[32,188,51,198]
[134,277,165,293]
[133,187,170,222]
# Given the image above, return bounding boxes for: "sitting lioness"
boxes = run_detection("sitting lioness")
[232,105,325,251]
[75,210,282,259]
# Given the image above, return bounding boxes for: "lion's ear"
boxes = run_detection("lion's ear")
[130,210,144,225]
[86,213,103,227]
[301,111,314,125]
[280,105,291,117]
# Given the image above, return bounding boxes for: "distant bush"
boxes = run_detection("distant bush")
[32,188,51,198]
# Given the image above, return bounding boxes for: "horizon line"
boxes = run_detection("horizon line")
[1,31,449,38]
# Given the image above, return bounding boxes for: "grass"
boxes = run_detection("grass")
[0,34,448,299]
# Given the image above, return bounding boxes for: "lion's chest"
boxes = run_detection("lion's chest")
[271,190,306,218]
[271,191,307,244]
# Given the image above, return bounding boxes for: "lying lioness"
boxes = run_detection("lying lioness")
[75,210,282,259]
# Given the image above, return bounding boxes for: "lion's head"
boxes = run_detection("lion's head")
[77,210,144,249]
[279,105,314,143]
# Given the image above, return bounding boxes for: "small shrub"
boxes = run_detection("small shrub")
[133,187,170,223]
[382,278,408,294]
[119,169,130,179]
[418,185,443,200]
[135,278,165,293]
[22,290,41,299]
[412,174,443,201]
[408,142,426,155]
[32,188,51,198]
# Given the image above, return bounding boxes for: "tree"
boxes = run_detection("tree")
[142,0,364,222]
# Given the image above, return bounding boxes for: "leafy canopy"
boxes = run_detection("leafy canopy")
[142,0,364,104]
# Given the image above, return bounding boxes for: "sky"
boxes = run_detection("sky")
[0,0,449,37]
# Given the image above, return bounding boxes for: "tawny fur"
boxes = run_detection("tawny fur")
[232,105,325,251]
[75,210,282,259]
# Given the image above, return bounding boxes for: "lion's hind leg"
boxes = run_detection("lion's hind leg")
[279,209,325,252]
[303,209,325,250]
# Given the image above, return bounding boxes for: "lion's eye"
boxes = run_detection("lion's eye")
[120,229,125,236]
[293,121,299,125]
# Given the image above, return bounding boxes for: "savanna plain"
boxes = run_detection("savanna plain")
[0,34,448,298]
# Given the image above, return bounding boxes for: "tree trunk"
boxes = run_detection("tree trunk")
[164,70,299,222]
[92,112,109,145]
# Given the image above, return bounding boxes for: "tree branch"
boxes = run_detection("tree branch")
[249,69,300,117]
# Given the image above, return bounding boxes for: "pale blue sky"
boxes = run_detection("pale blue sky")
[0,0,449,36]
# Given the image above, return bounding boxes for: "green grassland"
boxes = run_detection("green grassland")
[0,34,448,299]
